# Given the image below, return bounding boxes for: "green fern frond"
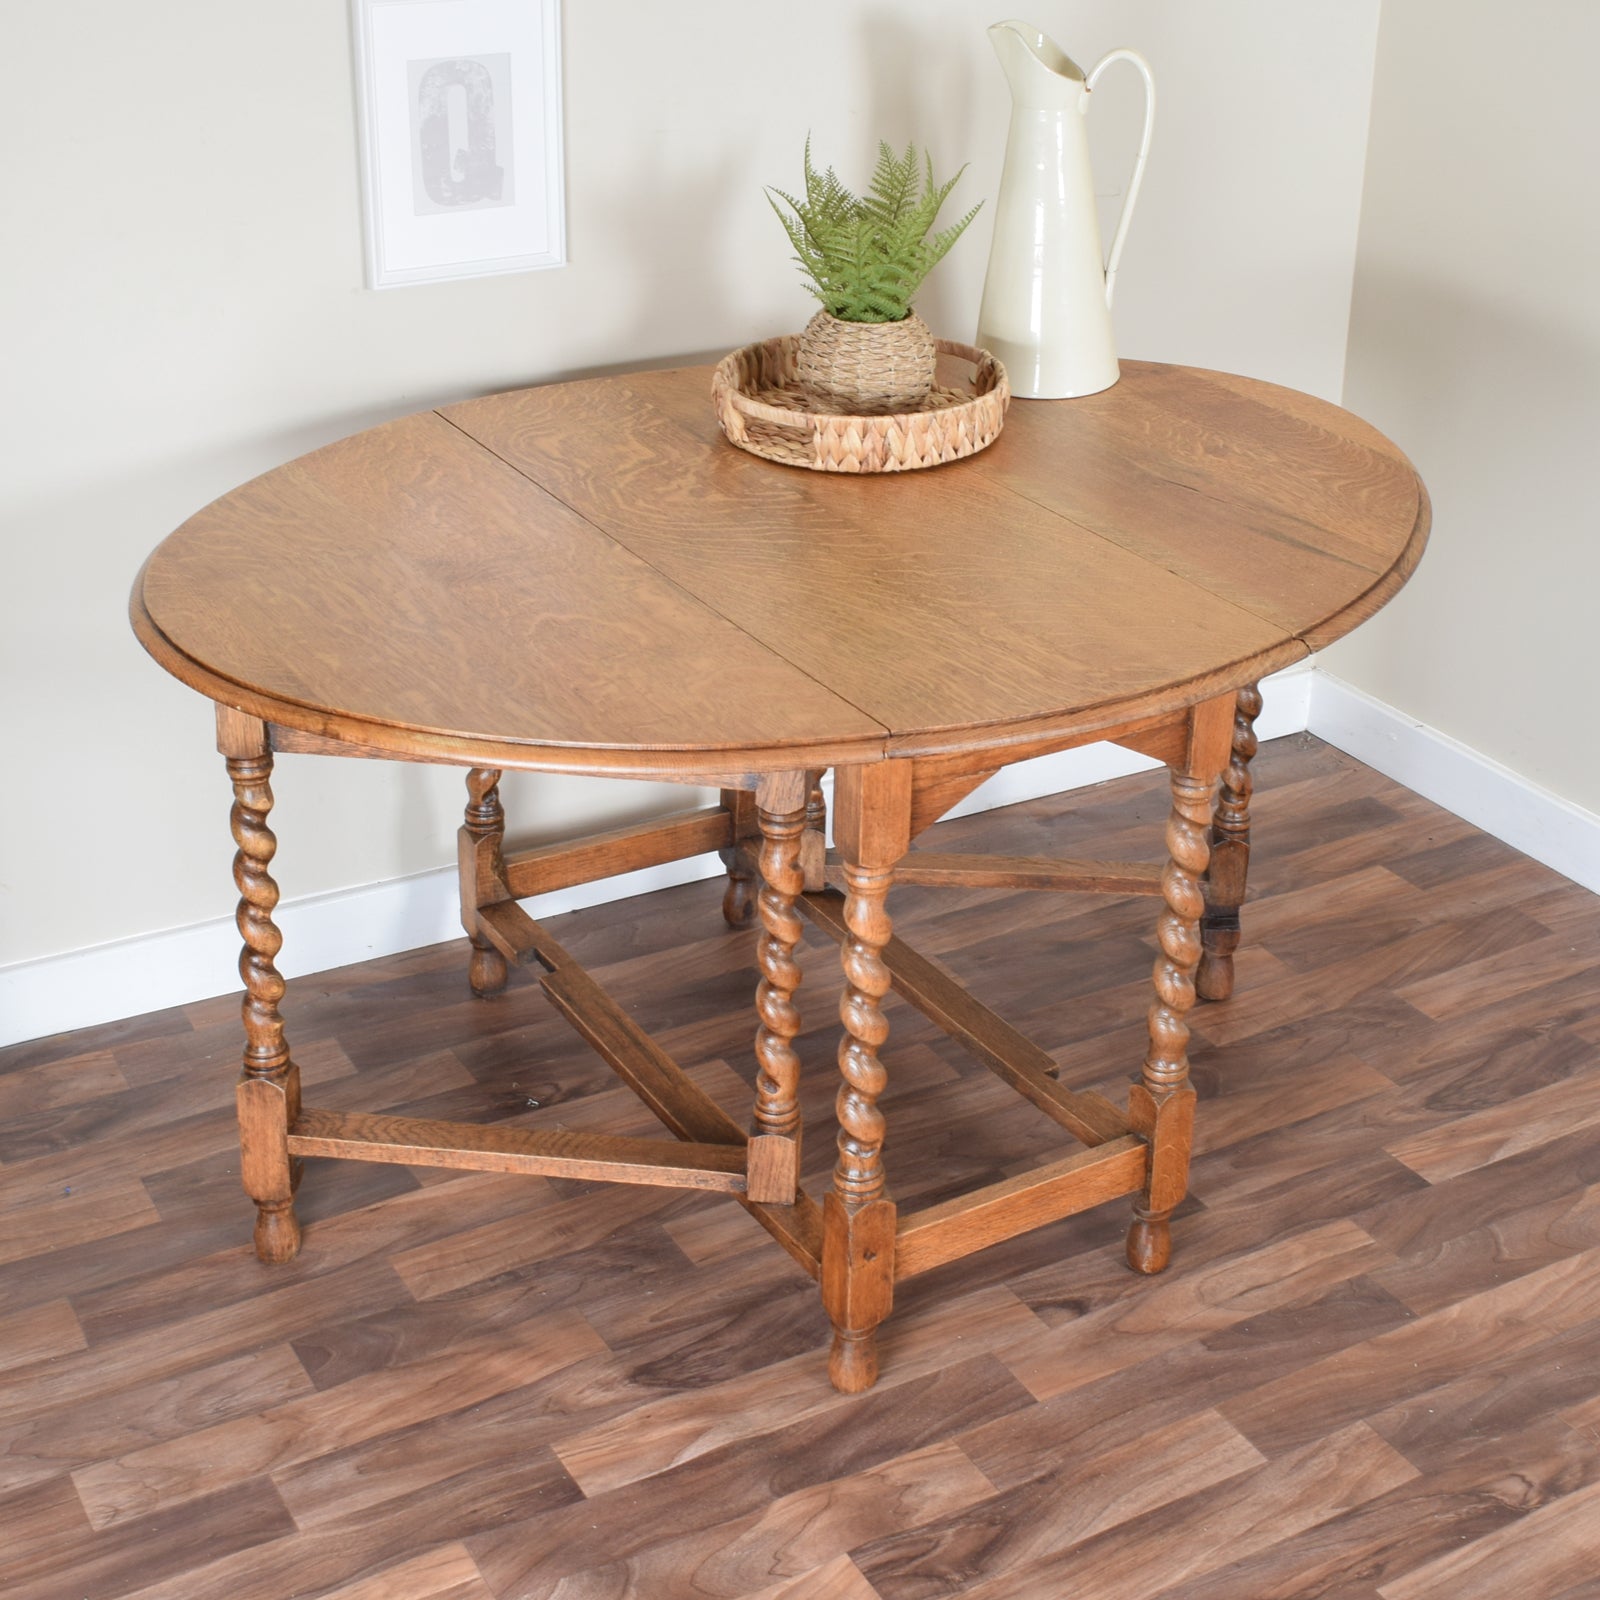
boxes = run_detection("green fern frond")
[859,141,919,229]
[765,137,982,323]
[924,200,985,273]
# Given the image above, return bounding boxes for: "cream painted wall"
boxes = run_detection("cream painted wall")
[1326,0,1600,815]
[0,1,1379,973]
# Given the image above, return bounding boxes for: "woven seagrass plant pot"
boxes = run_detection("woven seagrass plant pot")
[795,309,937,415]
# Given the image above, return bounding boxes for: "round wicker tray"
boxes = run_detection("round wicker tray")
[712,336,1010,473]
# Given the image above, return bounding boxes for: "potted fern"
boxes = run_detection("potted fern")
[768,140,982,415]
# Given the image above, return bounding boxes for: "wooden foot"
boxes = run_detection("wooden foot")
[252,1197,303,1264]
[824,1193,896,1391]
[1126,1208,1170,1274]
[224,730,303,1264]
[829,1333,878,1392]
[719,788,759,928]
[821,763,910,1392]
[468,942,507,998]
[1198,684,1261,1002]
[461,769,509,996]
[747,774,806,1204]
[1126,747,1217,1273]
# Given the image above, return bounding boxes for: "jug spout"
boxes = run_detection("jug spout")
[988,21,1087,110]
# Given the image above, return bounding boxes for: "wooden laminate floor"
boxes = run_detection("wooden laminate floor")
[4,735,1600,1600]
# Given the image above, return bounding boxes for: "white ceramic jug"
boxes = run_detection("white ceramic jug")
[975,21,1155,399]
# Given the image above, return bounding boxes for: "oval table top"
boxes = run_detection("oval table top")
[132,359,1428,779]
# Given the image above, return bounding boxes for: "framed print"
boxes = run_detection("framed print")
[352,0,565,288]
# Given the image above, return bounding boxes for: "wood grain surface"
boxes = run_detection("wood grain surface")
[133,363,1425,776]
[446,367,1303,747]
[135,412,883,773]
[4,736,1596,1598]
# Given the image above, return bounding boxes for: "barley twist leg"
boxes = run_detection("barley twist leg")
[228,752,303,1264]
[462,768,508,996]
[1127,768,1212,1274]
[824,861,896,1392]
[1197,683,1261,1001]
[746,795,806,1202]
[719,788,759,928]
[801,773,828,892]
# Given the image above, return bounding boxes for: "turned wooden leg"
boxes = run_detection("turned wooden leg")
[747,773,807,1204]
[1127,765,1214,1275]
[822,763,910,1393]
[801,772,828,892]
[1197,683,1262,1002]
[461,768,509,996]
[224,735,303,1264]
[719,788,759,928]
[826,860,896,1390]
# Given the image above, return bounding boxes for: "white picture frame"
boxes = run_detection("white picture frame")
[351,0,565,288]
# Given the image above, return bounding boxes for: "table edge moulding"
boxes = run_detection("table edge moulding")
[131,358,1429,1393]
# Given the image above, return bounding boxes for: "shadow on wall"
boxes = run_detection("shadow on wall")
[1349,268,1599,446]
[1340,265,1600,688]
[595,145,744,367]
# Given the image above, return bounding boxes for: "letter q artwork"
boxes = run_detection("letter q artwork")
[352,0,564,286]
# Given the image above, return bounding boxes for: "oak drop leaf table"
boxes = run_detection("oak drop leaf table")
[131,360,1427,1393]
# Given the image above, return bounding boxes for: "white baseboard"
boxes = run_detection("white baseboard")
[0,656,1325,1050]
[1307,671,1600,895]
[0,851,732,1054]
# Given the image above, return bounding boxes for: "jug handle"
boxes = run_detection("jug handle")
[1086,48,1155,309]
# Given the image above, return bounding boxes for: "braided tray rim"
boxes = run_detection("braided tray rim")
[711,335,1010,473]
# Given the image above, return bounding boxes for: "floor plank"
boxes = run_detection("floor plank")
[537,1442,993,1600]
[1378,1471,1600,1599]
